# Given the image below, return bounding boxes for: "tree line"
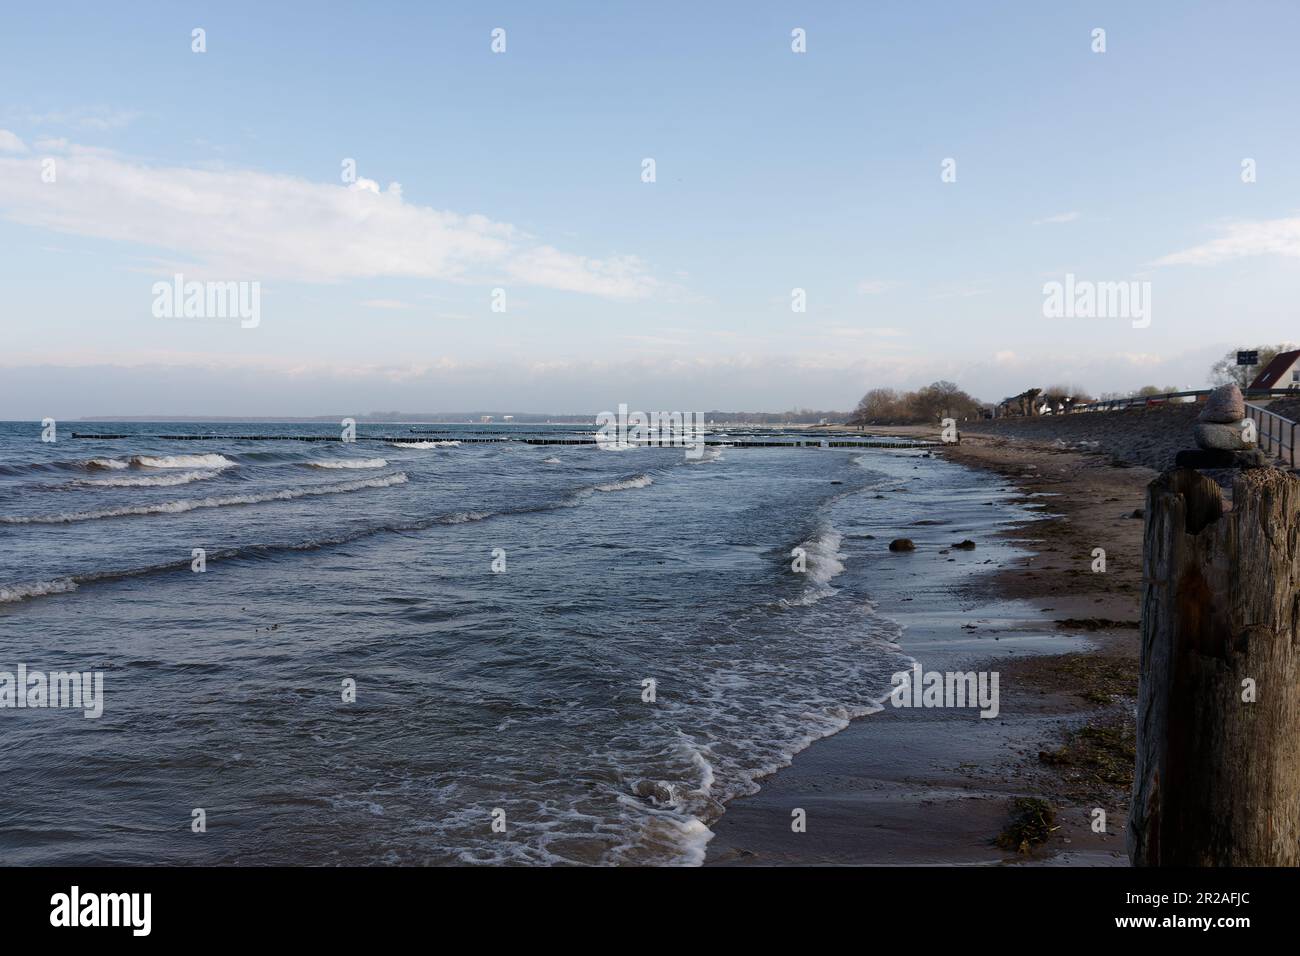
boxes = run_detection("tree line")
[849,380,986,424]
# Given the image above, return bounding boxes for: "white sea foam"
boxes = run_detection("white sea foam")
[132,454,236,469]
[0,578,78,603]
[389,441,461,449]
[77,470,216,488]
[802,528,845,587]
[440,511,493,524]
[1,473,409,524]
[541,457,561,464]
[308,458,388,469]
[593,475,653,492]
[783,527,846,606]
[85,458,129,470]
[688,447,725,464]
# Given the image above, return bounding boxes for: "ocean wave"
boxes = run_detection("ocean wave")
[0,472,409,525]
[541,457,561,464]
[388,441,461,449]
[0,578,78,604]
[0,472,662,605]
[802,528,845,587]
[75,470,217,488]
[688,447,725,464]
[307,458,388,469]
[593,475,653,493]
[781,527,846,606]
[439,511,494,524]
[132,454,235,469]
[86,457,129,470]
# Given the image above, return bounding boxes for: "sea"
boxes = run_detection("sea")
[0,420,1024,865]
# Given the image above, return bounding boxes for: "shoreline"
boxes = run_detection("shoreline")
[705,432,1150,866]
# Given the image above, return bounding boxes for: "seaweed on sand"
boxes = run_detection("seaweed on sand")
[996,797,1058,854]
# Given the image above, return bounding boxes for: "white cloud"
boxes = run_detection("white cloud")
[932,285,992,299]
[505,246,657,299]
[1156,216,1300,266]
[17,107,140,131]
[826,325,906,338]
[856,279,899,295]
[360,299,416,310]
[0,129,27,153]
[1032,211,1079,225]
[1119,352,1166,367]
[0,143,659,299]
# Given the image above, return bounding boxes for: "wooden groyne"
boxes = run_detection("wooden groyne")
[1129,466,1300,865]
[69,433,937,449]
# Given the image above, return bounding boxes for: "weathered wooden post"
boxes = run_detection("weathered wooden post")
[1129,467,1300,865]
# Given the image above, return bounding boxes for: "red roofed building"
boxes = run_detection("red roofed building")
[1249,349,1300,390]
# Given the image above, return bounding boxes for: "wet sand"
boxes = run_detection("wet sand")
[706,433,1150,866]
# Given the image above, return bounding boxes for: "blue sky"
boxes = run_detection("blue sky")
[2,0,1299,417]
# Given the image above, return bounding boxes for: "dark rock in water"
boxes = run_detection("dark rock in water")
[1199,383,1245,424]
[633,779,676,804]
[953,539,976,550]
[830,480,843,484]
[889,538,915,552]
[1194,421,1249,451]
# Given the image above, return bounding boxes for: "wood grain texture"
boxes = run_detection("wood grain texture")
[1130,467,1300,865]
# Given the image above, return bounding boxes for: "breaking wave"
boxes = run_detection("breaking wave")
[307,458,388,469]
[0,578,79,604]
[782,527,846,607]
[75,470,217,488]
[131,454,236,469]
[0,473,409,525]
[593,475,653,493]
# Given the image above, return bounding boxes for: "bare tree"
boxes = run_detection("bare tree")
[1209,344,1298,387]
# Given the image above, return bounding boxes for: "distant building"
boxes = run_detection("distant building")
[1249,349,1300,390]
[480,415,494,423]
[502,415,514,422]
[996,387,1042,417]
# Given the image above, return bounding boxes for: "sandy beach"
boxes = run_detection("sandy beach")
[707,431,1153,865]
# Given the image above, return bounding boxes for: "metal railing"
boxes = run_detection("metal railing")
[1068,387,1300,414]
[1246,402,1298,469]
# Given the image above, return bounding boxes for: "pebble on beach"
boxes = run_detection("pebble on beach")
[889,538,916,552]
